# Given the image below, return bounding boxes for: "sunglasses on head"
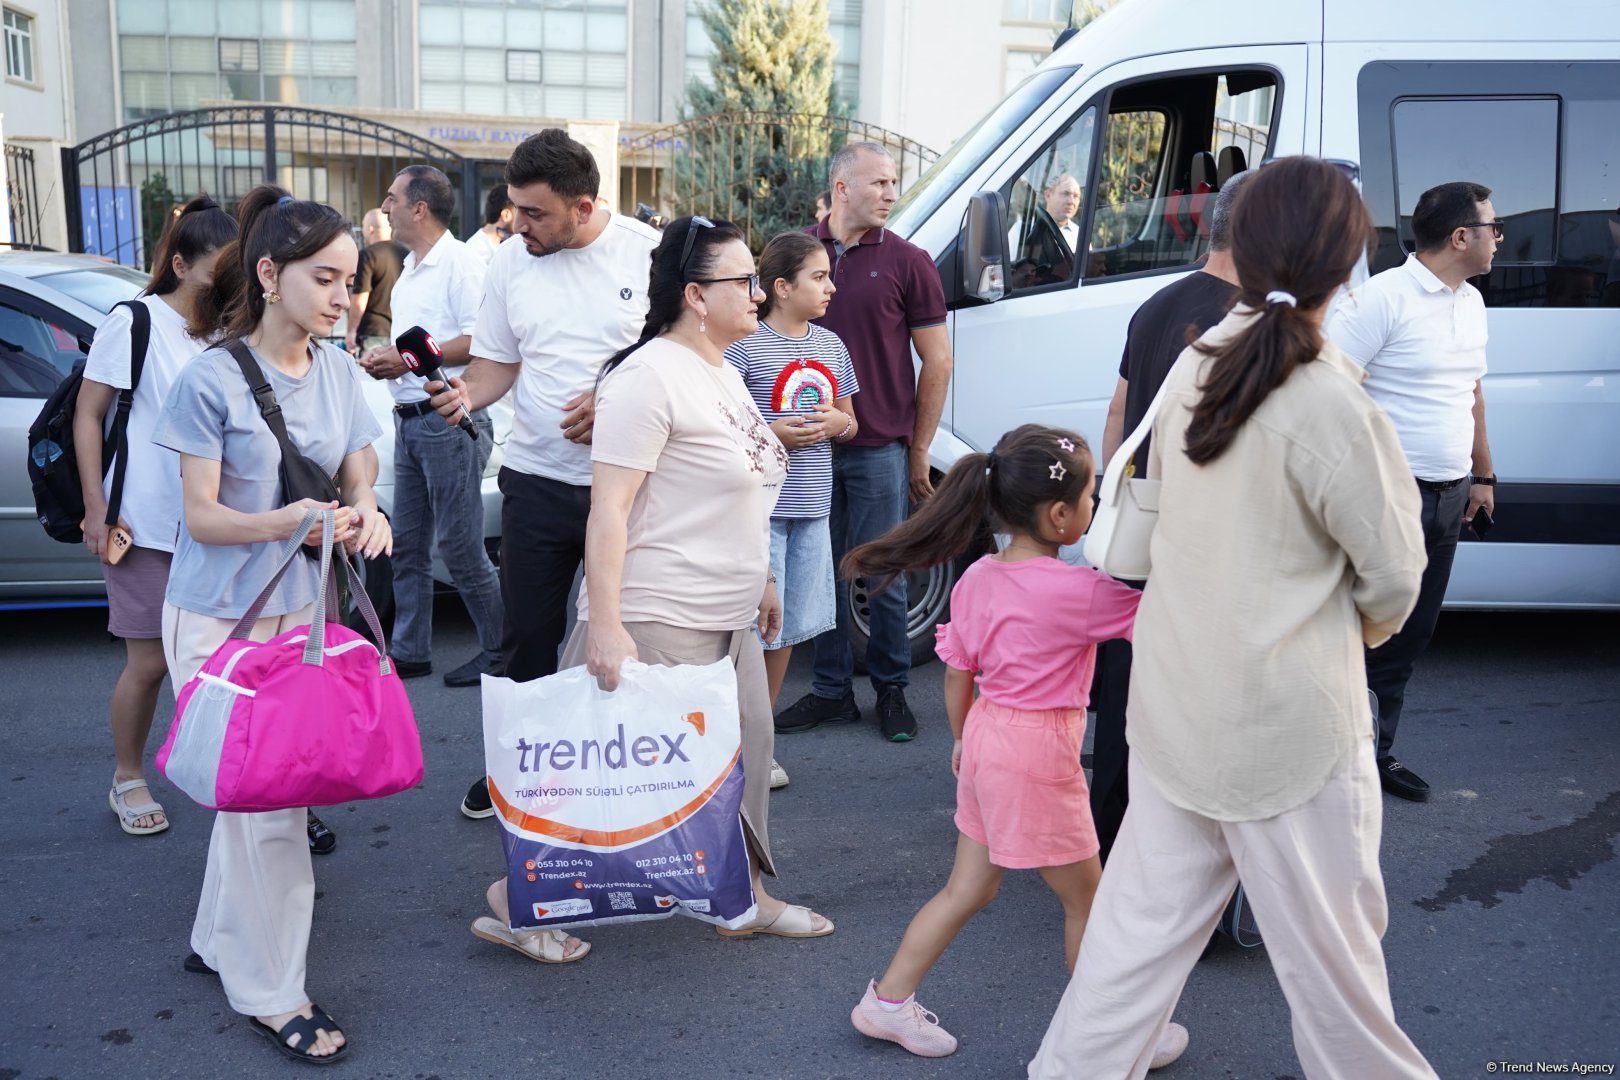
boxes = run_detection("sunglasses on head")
[678,215,715,278]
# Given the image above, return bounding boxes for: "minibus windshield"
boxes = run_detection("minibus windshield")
[889,66,1076,240]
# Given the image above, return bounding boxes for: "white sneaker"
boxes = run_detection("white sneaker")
[1150,1021,1189,1070]
[769,758,790,789]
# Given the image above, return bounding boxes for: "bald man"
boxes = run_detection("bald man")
[345,208,408,355]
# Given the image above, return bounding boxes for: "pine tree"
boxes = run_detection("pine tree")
[678,0,839,251]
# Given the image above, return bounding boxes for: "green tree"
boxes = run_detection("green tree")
[139,172,176,271]
[679,0,839,250]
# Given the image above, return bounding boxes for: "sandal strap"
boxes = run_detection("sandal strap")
[265,1012,327,1054]
[307,1004,340,1033]
[111,777,151,796]
[110,784,163,819]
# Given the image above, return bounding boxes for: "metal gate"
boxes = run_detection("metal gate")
[622,112,937,251]
[5,143,45,249]
[63,106,474,268]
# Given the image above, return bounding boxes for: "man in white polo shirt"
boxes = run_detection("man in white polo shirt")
[360,164,502,695]
[1329,180,1499,803]
[429,130,658,820]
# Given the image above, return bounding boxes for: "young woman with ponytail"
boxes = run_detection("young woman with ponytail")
[1030,158,1436,1079]
[74,194,236,837]
[150,184,391,1065]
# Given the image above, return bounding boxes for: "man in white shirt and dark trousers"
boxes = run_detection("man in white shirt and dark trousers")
[1328,180,1499,802]
[360,165,502,692]
[429,130,658,820]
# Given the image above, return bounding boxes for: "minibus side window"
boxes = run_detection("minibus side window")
[1002,106,1097,291]
[1081,70,1278,283]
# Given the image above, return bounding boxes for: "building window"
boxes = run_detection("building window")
[4,7,35,83]
[219,38,260,72]
[506,49,541,83]
[1003,0,1069,24]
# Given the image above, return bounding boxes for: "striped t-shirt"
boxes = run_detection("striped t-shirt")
[724,322,859,518]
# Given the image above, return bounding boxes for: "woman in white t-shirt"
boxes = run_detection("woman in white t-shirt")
[73,194,236,837]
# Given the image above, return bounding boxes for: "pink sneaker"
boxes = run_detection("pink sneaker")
[850,980,959,1058]
[1149,1021,1189,1070]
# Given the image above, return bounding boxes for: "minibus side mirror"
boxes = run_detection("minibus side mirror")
[960,190,1009,303]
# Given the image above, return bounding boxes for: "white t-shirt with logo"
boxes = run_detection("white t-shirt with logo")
[472,212,658,485]
[82,294,211,553]
[387,229,486,404]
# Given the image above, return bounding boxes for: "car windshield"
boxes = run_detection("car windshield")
[889,66,1077,240]
[35,266,148,314]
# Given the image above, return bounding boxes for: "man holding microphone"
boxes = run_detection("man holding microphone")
[360,165,504,706]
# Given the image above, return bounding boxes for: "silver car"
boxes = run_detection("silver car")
[1,251,507,616]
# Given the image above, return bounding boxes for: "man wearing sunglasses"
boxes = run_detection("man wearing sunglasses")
[1328,180,1499,804]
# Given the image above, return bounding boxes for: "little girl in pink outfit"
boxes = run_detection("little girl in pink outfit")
[841,423,1186,1069]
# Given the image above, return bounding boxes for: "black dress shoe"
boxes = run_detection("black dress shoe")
[461,776,495,819]
[774,690,861,734]
[1377,756,1431,802]
[444,654,499,688]
[391,658,432,679]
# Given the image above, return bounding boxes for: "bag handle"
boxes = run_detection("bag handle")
[103,300,151,528]
[228,508,325,639]
[1098,364,1178,503]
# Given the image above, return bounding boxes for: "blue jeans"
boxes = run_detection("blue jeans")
[389,408,503,664]
[810,442,911,696]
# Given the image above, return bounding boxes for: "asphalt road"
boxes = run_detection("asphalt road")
[1,603,1617,1080]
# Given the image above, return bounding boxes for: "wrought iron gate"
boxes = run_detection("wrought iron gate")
[621,112,937,251]
[63,106,474,267]
[5,143,45,249]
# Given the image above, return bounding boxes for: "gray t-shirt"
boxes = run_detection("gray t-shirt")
[154,340,382,619]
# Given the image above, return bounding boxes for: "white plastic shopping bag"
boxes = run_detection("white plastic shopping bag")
[482,659,757,931]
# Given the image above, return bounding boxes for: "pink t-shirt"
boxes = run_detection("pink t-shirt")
[935,556,1140,711]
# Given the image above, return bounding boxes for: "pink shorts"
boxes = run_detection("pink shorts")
[954,696,1098,869]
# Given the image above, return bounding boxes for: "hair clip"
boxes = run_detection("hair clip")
[1056,437,1075,453]
[1049,460,1067,481]
[276,194,295,207]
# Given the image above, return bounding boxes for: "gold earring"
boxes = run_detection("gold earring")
[263,289,280,304]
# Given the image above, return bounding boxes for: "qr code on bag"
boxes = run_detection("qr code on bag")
[609,891,635,911]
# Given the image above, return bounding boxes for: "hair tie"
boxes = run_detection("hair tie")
[276,195,295,207]
[984,450,998,477]
[1265,290,1298,308]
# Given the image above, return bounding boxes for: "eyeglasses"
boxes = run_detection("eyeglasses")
[1458,220,1505,240]
[692,274,761,295]
[678,215,715,277]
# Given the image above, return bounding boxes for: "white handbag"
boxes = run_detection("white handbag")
[1083,374,1175,581]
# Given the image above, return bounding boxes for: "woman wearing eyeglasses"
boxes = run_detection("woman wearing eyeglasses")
[575,215,833,940]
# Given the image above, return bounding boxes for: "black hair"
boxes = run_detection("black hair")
[1184,157,1373,465]
[598,214,746,384]
[484,183,512,225]
[144,194,236,299]
[505,129,599,201]
[399,164,456,228]
[757,231,826,318]
[843,424,1093,586]
[1411,181,1492,251]
[195,184,352,342]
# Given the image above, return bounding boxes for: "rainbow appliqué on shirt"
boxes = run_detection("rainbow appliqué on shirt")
[770,358,839,413]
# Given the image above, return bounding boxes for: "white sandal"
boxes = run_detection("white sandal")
[469,916,590,964]
[716,903,835,939]
[108,778,168,836]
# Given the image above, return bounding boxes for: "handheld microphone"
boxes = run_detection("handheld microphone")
[396,325,478,441]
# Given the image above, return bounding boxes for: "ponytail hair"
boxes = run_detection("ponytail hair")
[756,231,825,318]
[598,214,746,385]
[843,424,1093,588]
[1183,157,1373,465]
[144,194,237,302]
[193,184,351,342]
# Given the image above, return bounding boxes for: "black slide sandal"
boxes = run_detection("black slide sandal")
[248,1006,349,1065]
[182,952,217,976]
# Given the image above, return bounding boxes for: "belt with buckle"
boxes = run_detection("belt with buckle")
[393,400,437,419]
[1415,475,1468,492]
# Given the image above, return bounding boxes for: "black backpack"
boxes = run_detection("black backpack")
[26,300,151,544]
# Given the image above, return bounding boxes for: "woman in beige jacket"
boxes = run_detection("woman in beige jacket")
[1029,158,1438,1080]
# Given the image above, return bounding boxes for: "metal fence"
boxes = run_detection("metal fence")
[5,143,46,249]
[63,106,473,268]
[622,112,938,250]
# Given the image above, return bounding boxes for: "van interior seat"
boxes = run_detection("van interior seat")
[1217,145,1247,187]
[1187,151,1217,237]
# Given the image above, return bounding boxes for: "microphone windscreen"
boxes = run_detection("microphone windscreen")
[395,325,443,377]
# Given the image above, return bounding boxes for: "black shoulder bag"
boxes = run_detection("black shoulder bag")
[225,338,342,519]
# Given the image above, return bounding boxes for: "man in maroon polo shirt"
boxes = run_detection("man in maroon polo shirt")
[774,141,954,743]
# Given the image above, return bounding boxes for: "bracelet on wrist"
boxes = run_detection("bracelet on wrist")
[833,414,855,442]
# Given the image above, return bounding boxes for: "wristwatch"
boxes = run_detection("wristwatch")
[1472,475,1496,486]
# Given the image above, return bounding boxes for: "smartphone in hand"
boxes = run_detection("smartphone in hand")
[106,523,134,565]
[1469,505,1494,538]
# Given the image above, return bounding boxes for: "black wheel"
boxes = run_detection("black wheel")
[846,557,964,669]
[344,550,394,646]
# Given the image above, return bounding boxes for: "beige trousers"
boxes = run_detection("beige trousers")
[561,620,776,875]
[1028,743,1437,1080]
[162,600,317,1017]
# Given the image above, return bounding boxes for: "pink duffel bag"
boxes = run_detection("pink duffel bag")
[157,509,423,812]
